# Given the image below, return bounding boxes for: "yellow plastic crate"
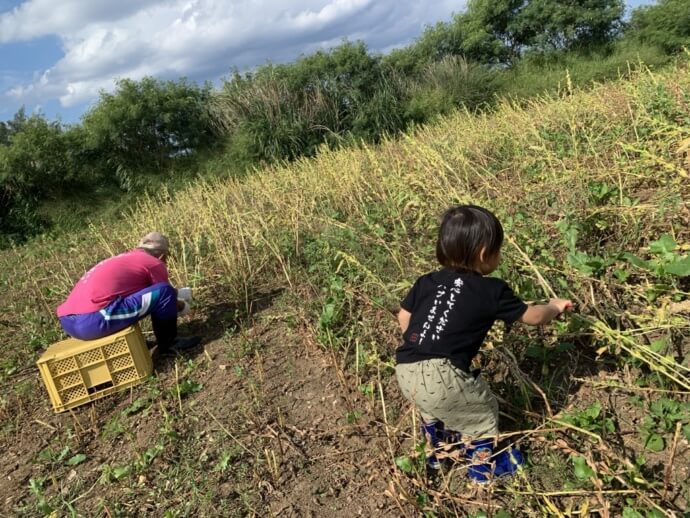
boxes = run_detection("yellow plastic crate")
[37,325,153,412]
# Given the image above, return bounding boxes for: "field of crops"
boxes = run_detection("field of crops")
[1,62,689,516]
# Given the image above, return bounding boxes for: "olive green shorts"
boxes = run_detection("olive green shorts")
[395,358,498,438]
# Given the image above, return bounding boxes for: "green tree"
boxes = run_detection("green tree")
[461,0,524,63]
[0,122,8,146]
[461,0,624,63]
[628,0,690,53]
[384,16,467,74]
[0,114,76,243]
[0,107,29,146]
[515,0,624,52]
[0,115,71,197]
[82,77,214,189]
[281,41,381,97]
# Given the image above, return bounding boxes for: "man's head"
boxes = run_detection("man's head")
[137,232,170,260]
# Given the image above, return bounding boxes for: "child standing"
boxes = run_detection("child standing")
[395,205,572,482]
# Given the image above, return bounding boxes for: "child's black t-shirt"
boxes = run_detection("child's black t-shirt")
[396,268,528,373]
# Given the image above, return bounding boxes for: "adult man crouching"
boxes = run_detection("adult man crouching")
[56,232,201,353]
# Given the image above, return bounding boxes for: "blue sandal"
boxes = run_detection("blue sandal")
[420,420,443,470]
[420,421,466,470]
[466,439,524,483]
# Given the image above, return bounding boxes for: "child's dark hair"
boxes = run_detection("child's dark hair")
[436,205,504,271]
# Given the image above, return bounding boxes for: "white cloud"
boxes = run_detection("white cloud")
[1,0,463,111]
[0,0,161,42]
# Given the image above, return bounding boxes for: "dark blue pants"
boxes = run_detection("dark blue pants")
[59,282,177,348]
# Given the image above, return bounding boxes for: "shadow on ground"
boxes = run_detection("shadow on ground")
[150,288,285,371]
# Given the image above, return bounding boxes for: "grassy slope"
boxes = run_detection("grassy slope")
[19,45,674,247]
[1,63,689,516]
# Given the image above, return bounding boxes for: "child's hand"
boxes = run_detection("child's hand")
[549,298,574,314]
[521,298,574,325]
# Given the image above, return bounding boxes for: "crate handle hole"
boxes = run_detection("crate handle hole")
[87,380,114,394]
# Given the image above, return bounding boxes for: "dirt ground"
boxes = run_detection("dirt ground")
[1,295,688,516]
[1,300,402,516]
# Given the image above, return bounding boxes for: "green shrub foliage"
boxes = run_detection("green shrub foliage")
[628,0,690,53]
[0,0,685,244]
[82,77,215,190]
[0,79,215,242]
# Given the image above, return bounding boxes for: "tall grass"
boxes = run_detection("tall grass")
[2,61,689,514]
[211,71,343,163]
[497,43,673,100]
[5,61,689,375]
[402,55,498,123]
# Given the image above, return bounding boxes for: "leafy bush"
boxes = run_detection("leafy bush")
[82,77,215,190]
[212,42,407,162]
[628,0,690,53]
[402,56,498,123]
[0,114,85,243]
[213,68,343,163]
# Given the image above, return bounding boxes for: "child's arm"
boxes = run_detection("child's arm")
[519,298,573,326]
[398,309,412,333]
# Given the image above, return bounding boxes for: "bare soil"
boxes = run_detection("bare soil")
[1,300,399,516]
[1,294,688,516]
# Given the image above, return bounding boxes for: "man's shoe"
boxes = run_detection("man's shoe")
[160,336,202,355]
[172,336,202,350]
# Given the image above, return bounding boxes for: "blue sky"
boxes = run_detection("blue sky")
[0,0,657,124]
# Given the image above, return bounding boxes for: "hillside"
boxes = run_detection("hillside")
[1,63,689,516]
